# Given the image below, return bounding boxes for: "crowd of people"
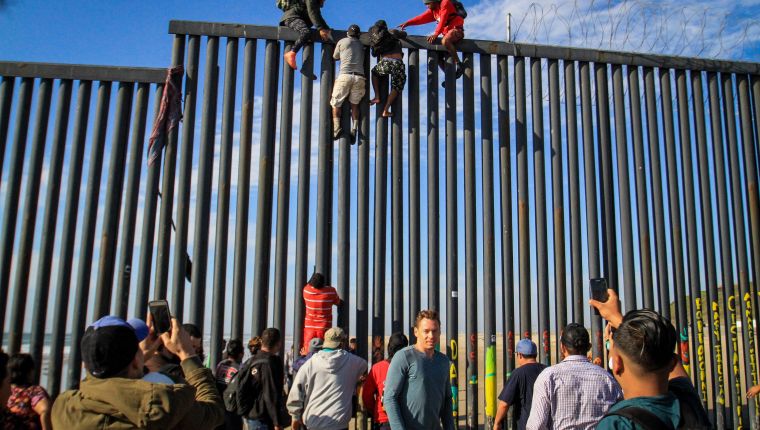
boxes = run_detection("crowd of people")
[0,2,739,428]
[0,287,724,430]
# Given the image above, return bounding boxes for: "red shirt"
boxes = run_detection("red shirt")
[303,283,340,329]
[362,359,391,423]
[402,0,465,37]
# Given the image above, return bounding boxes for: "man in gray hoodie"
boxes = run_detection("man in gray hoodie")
[287,327,367,430]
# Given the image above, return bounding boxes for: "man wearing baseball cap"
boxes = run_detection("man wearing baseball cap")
[330,24,365,142]
[287,327,367,430]
[494,339,546,430]
[526,323,622,430]
[52,315,224,429]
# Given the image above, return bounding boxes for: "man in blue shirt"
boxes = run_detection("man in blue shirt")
[493,339,546,430]
[591,290,711,430]
[383,309,455,430]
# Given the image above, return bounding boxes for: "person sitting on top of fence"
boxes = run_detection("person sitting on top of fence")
[278,0,332,72]
[398,0,466,87]
[368,19,407,118]
[330,24,365,142]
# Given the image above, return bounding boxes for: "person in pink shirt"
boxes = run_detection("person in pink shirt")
[399,0,466,82]
[362,333,409,430]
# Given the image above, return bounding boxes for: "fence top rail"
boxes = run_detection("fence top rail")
[0,61,168,84]
[169,20,760,75]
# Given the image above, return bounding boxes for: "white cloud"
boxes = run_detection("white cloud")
[466,0,760,61]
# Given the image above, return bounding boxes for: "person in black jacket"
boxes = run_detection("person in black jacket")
[368,20,407,118]
[245,328,288,430]
[280,0,333,71]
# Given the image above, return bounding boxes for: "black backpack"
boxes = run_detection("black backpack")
[368,23,394,52]
[275,0,303,11]
[603,398,711,430]
[452,0,467,18]
[223,356,270,416]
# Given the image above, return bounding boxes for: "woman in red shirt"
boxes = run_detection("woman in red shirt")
[362,332,409,430]
[302,272,341,351]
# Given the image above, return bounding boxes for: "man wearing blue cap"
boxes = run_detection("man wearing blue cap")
[52,315,224,429]
[493,339,546,430]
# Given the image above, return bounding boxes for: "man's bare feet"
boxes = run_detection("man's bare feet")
[284,51,297,70]
[369,97,380,105]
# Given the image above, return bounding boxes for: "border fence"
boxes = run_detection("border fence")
[1,20,760,429]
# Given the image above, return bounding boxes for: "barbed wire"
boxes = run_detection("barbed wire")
[467,0,760,62]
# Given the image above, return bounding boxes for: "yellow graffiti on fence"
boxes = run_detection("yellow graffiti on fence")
[712,300,725,406]
[729,295,743,429]
[695,298,707,403]
[744,292,759,411]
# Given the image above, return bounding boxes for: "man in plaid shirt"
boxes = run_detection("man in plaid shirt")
[526,323,622,430]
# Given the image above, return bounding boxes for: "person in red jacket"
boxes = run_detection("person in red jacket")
[302,272,341,351]
[362,332,409,430]
[399,0,466,82]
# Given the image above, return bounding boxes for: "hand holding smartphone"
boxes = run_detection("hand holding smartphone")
[148,300,172,334]
[590,278,609,316]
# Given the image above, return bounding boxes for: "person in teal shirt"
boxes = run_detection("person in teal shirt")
[383,309,455,430]
[591,290,711,430]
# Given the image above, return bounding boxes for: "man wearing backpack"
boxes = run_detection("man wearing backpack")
[278,0,332,71]
[243,328,289,430]
[591,290,711,430]
[367,20,407,118]
[398,0,466,84]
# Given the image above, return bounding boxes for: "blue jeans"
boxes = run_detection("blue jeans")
[246,420,268,430]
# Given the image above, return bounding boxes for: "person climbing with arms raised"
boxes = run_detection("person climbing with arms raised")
[277,0,332,72]
[331,24,365,141]
[368,19,407,118]
[398,0,467,87]
[301,271,341,352]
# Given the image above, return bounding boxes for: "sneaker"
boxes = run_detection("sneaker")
[350,128,357,144]
[350,120,358,144]
[333,120,342,141]
[284,51,298,71]
[455,62,464,79]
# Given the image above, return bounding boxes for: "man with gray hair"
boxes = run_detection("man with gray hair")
[287,327,366,430]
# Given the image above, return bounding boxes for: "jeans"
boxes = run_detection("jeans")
[246,420,268,430]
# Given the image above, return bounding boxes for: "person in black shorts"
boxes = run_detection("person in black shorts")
[493,339,546,430]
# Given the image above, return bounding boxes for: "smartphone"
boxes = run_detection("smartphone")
[148,300,172,334]
[590,278,609,316]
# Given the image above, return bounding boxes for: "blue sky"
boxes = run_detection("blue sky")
[1,0,760,360]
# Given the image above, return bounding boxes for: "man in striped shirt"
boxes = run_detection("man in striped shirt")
[302,272,341,351]
[526,323,622,430]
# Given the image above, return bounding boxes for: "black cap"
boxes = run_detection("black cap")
[81,316,144,378]
[560,323,590,353]
[347,24,360,38]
